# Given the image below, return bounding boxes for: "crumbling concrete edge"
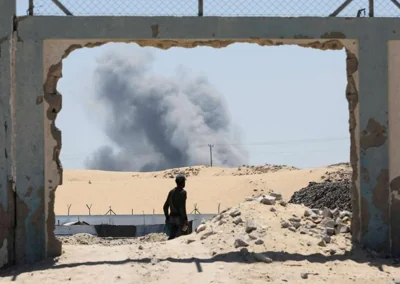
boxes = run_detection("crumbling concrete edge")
[42,38,359,257]
[0,14,16,271]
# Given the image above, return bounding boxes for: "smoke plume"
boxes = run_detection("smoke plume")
[85,45,248,172]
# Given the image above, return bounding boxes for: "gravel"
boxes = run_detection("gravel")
[288,180,352,212]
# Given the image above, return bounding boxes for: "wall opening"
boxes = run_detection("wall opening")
[43,39,359,255]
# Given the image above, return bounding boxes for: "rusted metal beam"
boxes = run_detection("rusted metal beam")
[329,0,353,17]
[51,0,73,16]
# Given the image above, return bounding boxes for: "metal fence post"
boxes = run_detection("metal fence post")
[198,0,203,16]
[28,0,34,15]
[369,0,374,17]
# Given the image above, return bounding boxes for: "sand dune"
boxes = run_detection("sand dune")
[56,164,350,215]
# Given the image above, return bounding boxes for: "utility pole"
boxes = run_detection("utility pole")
[208,144,214,167]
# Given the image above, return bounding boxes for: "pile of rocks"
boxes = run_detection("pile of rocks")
[288,180,352,212]
[161,167,202,179]
[321,164,352,182]
[280,207,352,248]
[191,191,353,266]
[233,164,298,176]
[194,206,272,263]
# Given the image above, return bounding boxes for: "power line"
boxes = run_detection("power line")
[60,146,349,161]
[60,136,349,158]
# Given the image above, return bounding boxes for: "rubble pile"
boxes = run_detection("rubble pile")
[232,164,298,176]
[288,180,352,212]
[160,167,202,178]
[321,163,352,182]
[280,207,352,247]
[190,192,353,265]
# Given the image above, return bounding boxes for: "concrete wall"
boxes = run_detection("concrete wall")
[54,224,167,237]
[388,40,400,253]
[0,0,15,269]
[55,214,215,229]
[2,1,400,266]
[55,225,98,236]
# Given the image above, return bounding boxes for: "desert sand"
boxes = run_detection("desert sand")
[56,164,342,215]
[1,163,399,284]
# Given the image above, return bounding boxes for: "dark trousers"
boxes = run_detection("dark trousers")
[168,216,183,240]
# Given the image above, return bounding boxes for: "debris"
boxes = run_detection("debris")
[336,224,350,234]
[318,239,326,247]
[196,224,207,234]
[289,217,301,223]
[245,219,257,234]
[304,209,315,217]
[324,227,335,236]
[339,211,352,218]
[248,233,257,240]
[279,200,288,207]
[233,217,243,225]
[270,192,282,200]
[321,218,335,228]
[281,221,290,228]
[270,207,276,212]
[213,214,223,222]
[201,231,215,240]
[230,209,241,217]
[234,238,250,248]
[300,228,309,234]
[292,222,301,229]
[301,273,309,279]
[322,235,331,244]
[322,207,332,218]
[260,195,276,205]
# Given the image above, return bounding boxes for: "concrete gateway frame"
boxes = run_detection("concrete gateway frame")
[2,0,400,267]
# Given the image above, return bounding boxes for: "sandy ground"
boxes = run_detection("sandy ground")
[3,163,398,283]
[1,199,399,284]
[56,164,347,215]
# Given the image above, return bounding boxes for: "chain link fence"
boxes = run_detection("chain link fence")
[30,0,400,17]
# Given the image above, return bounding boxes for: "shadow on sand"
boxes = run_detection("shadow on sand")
[1,244,399,281]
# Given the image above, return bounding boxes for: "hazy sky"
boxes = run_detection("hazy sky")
[16,1,359,170]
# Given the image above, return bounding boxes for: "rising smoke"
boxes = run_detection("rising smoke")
[85,45,248,172]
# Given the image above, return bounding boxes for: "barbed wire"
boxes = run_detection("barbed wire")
[30,0,400,17]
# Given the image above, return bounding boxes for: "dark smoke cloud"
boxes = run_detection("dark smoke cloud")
[85,45,248,172]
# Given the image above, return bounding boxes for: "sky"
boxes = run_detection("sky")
[14,0,373,170]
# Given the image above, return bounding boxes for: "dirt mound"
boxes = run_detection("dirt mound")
[288,180,352,211]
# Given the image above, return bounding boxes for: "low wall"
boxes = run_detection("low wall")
[56,214,215,231]
[55,225,98,236]
[55,220,194,237]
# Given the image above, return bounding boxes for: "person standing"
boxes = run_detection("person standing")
[163,174,189,240]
